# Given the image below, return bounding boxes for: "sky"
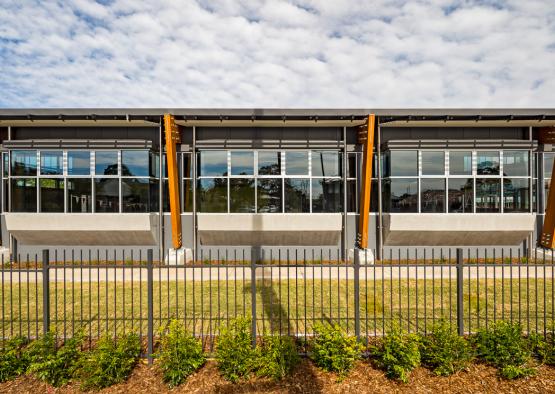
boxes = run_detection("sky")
[0,0,554,108]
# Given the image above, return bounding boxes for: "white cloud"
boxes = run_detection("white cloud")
[0,0,554,108]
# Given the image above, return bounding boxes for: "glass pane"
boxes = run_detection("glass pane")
[312,178,342,213]
[545,153,555,178]
[11,150,37,176]
[95,151,118,176]
[258,151,281,175]
[121,150,150,177]
[347,153,357,178]
[284,179,310,213]
[95,178,120,212]
[476,178,501,212]
[198,151,227,177]
[230,179,255,212]
[420,178,445,213]
[285,151,308,175]
[197,178,227,212]
[40,178,64,212]
[183,153,192,178]
[347,179,357,212]
[67,151,90,175]
[67,178,92,213]
[40,151,63,175]
[504,178,529,212]
[449,151,472,175]
[122,178,151,212]
[3,153,8,177]
[384,178,418,212]
[503,151,528,176]
[421,151,444,175]
[546,179,551,212]
[388,151,417,176]
[312,151,341,177]
[477,151,500,175]
[257,179,282,213]
[182,179,193,212]
[230,151,254,176]
[11,178,36,212]
[448,178,473,213]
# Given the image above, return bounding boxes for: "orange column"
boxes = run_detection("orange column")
[357,114,376,249]
[541,157,555,248]
[163,114,182,249]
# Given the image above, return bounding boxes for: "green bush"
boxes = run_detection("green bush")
[156,320,206,387]
[0,336,30,382]
[473,321,534,379]
[310,324,363,379]
[28,333,83,387]
[420,321,473,376]
[256,335,299,381]
[215,317,256,383]
[529,331,555,365]
[371,326,420,383]
[78,333,141,390]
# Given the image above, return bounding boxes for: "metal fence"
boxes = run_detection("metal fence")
[1,246,554,357]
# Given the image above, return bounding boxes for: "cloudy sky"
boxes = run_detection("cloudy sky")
[1,0,554,108]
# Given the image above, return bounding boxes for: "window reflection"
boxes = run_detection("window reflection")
[40,178,64,212]
[121,150,151,177]
[230,178,255,212]
[312,179,342,212]
[198,151,227,177]
[67,178,92,213]
[67,151,90,175]
[197,178,227,212]
[40,151,63,175]
[95,178,120,212]
[285,179,310,212]
[230,151,254,176]
[503,151,528,177]
[11,178,36,212]
[257,179,282,213]
[476,179,501,212]
[449,151,472,175]
[11,150,37,176]
[448,178,473,213]
[312,151,341,177]
[285,151,308,175]
[384,178,418,212]
[387,151,417,176]
[420,178,445,213]
[477,151,500,175]
[95,151,118,176]
[504,178,529,212]
[421,152,444,175]
[122,178,152,212]
[258,151,281,175]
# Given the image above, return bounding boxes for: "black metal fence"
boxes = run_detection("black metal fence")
[1,246,554,357]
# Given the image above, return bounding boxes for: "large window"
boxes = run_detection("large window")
[384,150,531,214]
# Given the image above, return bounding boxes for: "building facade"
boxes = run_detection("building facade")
[0,108,554,261]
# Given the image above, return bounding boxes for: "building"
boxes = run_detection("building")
[0,108,554,261]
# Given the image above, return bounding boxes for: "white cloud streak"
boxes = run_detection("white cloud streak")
[0,0,554,108]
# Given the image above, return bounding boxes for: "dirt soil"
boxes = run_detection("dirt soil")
[2,359,555,394]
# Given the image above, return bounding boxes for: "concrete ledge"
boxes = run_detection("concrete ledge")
[5,213,158,245]
[383,214,535,246]
[198,213,342,246]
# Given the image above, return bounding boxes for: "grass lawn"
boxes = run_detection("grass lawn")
[1,277,554,349]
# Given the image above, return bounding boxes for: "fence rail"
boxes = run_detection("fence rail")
[1,246,554,358]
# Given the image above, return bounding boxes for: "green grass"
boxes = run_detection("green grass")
[1,278,554,346]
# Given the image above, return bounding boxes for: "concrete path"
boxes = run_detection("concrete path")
[1,265,554,283]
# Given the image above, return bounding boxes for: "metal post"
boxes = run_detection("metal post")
[147,249,154,364]
[42,249,50,335]
[192,126,197,263]
[377,123,383,260]
[342,126,348,262]
[12,238,17,263]
[158,121,164,263]
[456,248,464,336]
[250,247,257,348]
[353,250,360,339]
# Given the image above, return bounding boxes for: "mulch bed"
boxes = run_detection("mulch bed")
[2,359,555,394]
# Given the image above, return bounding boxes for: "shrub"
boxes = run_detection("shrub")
[310,324,363,379]
[473,321,534,379]
[28,333,83,387]
[371,326,420,383]
[0,336,29,382]
[78,333,141,390]
[256,335,299,381]
[529,331,555,365]
[215,317,256,382]
[156,320,206,387]
[420,321,473,376]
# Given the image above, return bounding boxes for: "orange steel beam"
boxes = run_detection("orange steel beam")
[357,114,376,249]
[541,154,555,248]
[164,114,182,249]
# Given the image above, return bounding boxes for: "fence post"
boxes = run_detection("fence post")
[42,249,50,335]
[250,247,257,348]
[353,249,361,339]
[147,249,154,364]
[456,248,464,336]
